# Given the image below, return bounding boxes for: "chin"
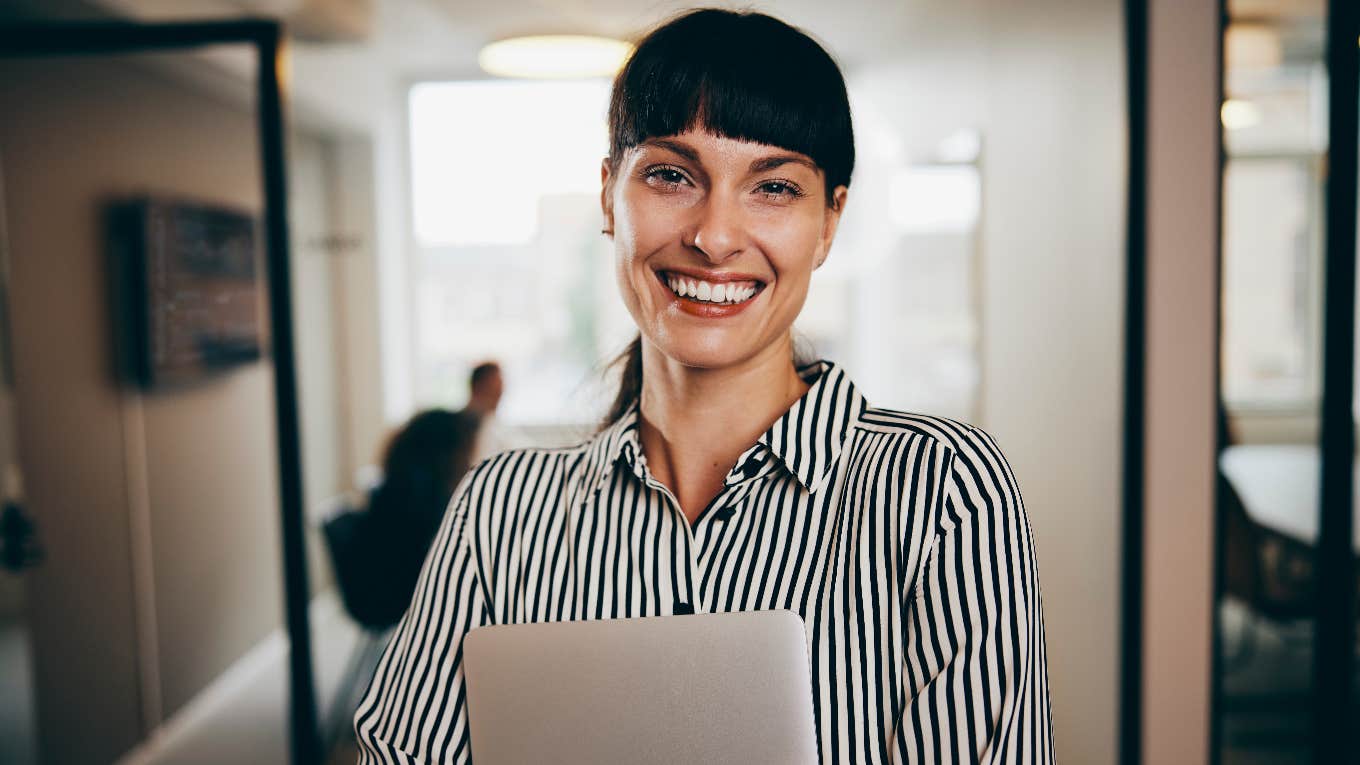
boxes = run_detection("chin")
[648,324,773,370]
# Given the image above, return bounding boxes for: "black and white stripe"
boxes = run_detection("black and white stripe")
[354,360,1054,763]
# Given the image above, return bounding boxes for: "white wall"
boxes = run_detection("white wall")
[979,3,1126,763]
[326,136,387,480]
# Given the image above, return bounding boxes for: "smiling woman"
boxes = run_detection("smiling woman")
[355,8,1054,764]
[605,130,843,373]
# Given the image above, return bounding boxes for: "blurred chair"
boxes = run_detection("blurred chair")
[321,495,389,631]
[318,495,393,757]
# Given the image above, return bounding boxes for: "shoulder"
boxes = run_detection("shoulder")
[855,405,994,457]
[859,402,1011,462]
[451,439,599,535]
[456,441,593,507]
[465,440,592,479]
[855,406,1024,528]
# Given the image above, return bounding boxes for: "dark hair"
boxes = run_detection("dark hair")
[469,361,500,389]
[608,8,854,201]
[352,408,481,629]
[379,408,480,500]
[604,336,645,426]
[602,9,853,426]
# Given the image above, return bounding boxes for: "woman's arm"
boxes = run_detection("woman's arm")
[897,426,1054,764]
[354,479,490,765]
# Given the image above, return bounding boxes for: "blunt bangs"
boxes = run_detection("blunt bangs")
[608,9,855,199]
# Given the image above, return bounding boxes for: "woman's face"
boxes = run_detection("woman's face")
[602,129,848,370]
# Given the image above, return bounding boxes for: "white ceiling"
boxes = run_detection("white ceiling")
[24,0,985,134]
[365,0,925,75]
[90,0,949,77]
[292,0,968,133]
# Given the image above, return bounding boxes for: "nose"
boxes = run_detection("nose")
[686,190,746,264]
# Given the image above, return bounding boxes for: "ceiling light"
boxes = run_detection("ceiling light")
[478,35,633,79]
[1221,99,1263,131]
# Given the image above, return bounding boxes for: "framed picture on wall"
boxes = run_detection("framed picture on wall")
[107,196,264,388]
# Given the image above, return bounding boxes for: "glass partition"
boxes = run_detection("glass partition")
[1213,0,1358,760]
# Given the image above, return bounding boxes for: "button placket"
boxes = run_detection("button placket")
[630,457,705,616]
[632,444,758,617]
[692,480,757,601]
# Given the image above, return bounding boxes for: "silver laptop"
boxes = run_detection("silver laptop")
[463,609,819,764]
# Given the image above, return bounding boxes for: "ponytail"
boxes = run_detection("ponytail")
[601,330,817,431]
[603,334,644,428]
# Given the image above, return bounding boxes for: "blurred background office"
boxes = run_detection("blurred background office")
[0,0,1355,764]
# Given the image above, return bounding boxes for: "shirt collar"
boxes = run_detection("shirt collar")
[577,359,866,500]
[757,359,866,493]
[576,402,643,499]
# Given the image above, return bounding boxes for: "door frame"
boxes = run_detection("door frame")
[0,20,319,764]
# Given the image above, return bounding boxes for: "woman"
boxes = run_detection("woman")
[356,9,1052,764]
[348,408,481,629]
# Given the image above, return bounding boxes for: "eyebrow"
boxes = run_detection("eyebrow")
[641,138,700,163]
[640,139,819,176]
[749,154,819,174]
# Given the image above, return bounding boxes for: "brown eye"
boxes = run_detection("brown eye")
[758,180,805,199]
[643,165,689,187]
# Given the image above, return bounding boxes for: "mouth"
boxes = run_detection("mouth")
[656,270,766,307]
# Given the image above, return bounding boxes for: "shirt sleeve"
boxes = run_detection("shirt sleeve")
[897,426,1054,764]
[353,477,491,765]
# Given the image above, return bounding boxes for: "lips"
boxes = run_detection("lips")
[654,268,766,318]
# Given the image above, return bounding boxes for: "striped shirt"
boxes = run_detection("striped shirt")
[354,359,1054,764]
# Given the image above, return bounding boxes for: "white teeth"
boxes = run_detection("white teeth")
[663,273,760,305]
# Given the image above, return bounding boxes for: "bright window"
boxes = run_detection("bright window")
[1220,54,1329,411]
[409,80,611,247]
[407,80,633,425]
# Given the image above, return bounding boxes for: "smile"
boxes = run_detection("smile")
[660,271,763,306]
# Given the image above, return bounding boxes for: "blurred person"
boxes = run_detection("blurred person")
[333,408,479,630]
[463,360,509,462]
[356,9,1052,763]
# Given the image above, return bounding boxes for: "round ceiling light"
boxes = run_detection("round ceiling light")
[478,35,633,79]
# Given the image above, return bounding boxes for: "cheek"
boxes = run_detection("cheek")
[612,190,684,287]
[611,197,645,282]
[760,212,825,286]
[615,186,685,249]
[610,195,664,323]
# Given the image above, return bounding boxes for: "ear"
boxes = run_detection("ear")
[815,185,849,269]
[600,157,615,237]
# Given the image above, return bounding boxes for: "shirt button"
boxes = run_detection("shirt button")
[673,601,695,615]
[714,507,736,521]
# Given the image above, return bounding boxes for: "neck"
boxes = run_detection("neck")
[635,337,809,520]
